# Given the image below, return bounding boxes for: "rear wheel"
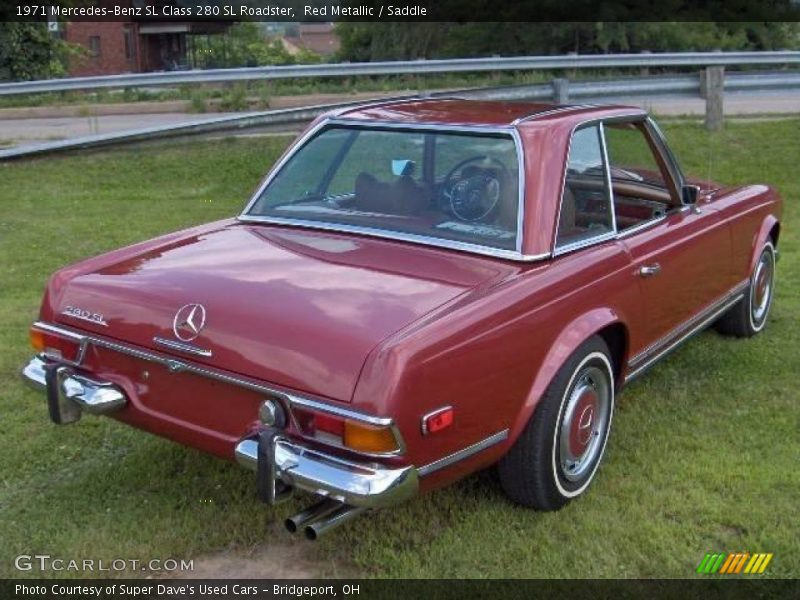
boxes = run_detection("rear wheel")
[498,336,615,510]
[716,241,776,337]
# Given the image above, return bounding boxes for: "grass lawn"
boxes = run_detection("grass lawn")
[0,119,797,579]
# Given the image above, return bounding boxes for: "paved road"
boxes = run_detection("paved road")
[1,92,798,150]
[616,91,800,116]
[0,112,242,148]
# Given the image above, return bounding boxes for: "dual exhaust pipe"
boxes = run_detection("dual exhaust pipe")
[285,498,365,541]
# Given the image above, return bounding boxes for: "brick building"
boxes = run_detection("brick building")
[282,23,340,57]
[64,19,229,76]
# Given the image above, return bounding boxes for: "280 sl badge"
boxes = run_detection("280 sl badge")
[61,305,107,326]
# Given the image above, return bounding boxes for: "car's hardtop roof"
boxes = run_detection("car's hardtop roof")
[332,98,647,129]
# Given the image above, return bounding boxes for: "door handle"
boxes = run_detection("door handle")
[639,263,661,277]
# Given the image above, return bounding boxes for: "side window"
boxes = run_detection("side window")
[557,125,613,248]
[604,122,676,232]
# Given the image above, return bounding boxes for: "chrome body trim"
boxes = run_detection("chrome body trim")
[234,437,419,508]
[625,281,748,382]
[28,322,398,430]
[237,118,546,263]
[152,337,213,358]
[417,429,509,477]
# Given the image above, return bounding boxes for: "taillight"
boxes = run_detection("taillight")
[29,326,82,363]
[293,407,400,454]
[343,420,398,453]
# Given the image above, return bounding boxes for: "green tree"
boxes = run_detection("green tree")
[193,22,295,69]
[0,22,74,81]
[335,22,800,62]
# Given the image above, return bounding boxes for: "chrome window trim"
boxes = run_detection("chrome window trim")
[599,122,618,235]
[553,231,617,257]
[239,117,330,217]
[417,429,509,477]
[553,113,687,252]
[237,118,542,263]
[31,321,399,431]
[625,280,749,383]
[553,120,620,257]
[645,116,687,192]
[237,215,548,262]
[615,213,669,239]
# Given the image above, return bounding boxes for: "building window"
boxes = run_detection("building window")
[124,28,134,61]
[88,36,101,57]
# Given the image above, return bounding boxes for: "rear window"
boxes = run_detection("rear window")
[246,125,521,253]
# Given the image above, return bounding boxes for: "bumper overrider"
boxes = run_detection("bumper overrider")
[21,354,418,539]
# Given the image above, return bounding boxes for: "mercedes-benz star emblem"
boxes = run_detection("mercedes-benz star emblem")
[172,303,207,342]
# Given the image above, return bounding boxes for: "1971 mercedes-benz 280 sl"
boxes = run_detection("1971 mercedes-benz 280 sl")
[22,100,781,539]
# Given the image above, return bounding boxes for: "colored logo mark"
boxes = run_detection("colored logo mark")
[696,552,773,575]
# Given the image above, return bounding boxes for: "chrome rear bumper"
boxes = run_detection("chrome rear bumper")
[22,355,418,510]
[234,437,418,509]
[22,355,127,423]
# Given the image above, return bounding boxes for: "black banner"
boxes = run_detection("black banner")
[3,579,800,600]
[4,0,800,22]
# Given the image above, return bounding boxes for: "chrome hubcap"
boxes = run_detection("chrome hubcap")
[559,366,611,482]
[751,249,774,326]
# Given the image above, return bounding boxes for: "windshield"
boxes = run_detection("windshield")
[245,125,521,253]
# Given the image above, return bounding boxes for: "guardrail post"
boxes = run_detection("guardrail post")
[640,50,651,76]
[703,66,725,131]
[552,78,570,104]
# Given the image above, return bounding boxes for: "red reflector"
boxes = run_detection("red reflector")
[314,412,345,436]
[423,407,454,434]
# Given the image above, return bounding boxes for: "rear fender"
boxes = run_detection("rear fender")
[507,308,623,446]
[749,215,780,274]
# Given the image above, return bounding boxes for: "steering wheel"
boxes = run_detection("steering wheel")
[441,155,509,222]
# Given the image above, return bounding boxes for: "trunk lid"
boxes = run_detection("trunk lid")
[51,223,515,402]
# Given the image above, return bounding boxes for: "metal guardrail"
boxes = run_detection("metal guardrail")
[465,71,800,101]
[1,51,800,96]
[1,71,798,161]
[0,98,390,160]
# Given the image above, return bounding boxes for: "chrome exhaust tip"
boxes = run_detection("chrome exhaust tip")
[304,505,366,541]
[284,498,341,534]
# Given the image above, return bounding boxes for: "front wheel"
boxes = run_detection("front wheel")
[716,240,776,337]
[498,336,615,511]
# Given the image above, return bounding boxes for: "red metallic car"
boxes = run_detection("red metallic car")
[22,100,781,539]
